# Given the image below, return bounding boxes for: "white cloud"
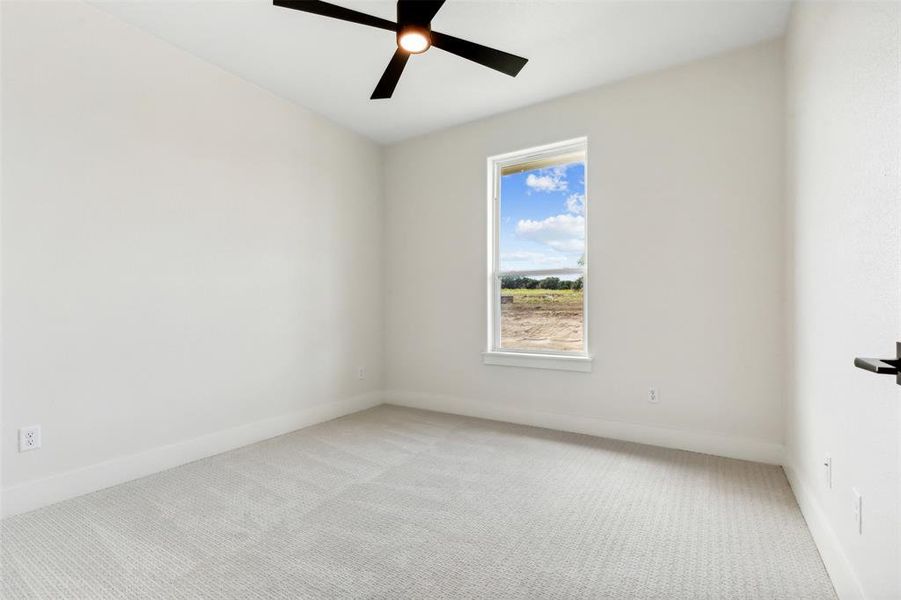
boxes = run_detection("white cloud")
[525,166,568,193]
[565,193,585,216]
[500,251,567,267]
[515,214,585,253]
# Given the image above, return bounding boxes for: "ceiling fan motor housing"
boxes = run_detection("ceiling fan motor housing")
[397,1,431,29]
[396,2,431,53]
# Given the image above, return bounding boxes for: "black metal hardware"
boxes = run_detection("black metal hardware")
[853,342,901,385]
[853,357,900,374]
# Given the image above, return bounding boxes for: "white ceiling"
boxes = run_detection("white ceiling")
[91,0,791,144]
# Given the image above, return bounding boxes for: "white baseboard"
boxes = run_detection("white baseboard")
[1,392,383,518]
[2,390,784,518]
[385,390,784,464]
[5,389,859,598]
[783,463,866,600]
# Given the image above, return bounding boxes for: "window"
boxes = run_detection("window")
[485,138,591,372]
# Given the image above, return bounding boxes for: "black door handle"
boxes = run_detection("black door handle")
[853,357,900,374]
[854,342,901,385]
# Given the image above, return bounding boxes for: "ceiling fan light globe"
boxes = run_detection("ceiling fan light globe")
[398,30,430,54]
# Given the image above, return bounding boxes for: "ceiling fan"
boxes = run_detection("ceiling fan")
[273,0,528,99]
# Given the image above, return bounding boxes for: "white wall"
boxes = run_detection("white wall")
[784,3,900,599]
[383,41,786,463]
[1,1,383,515]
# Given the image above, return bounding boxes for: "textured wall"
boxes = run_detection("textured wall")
[784,3,901,598]
[383,41,786,458]
[2,1,384,495]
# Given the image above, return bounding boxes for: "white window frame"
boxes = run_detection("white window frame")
[483,137,592,372]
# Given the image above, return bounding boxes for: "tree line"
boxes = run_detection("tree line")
[501,276,583,290]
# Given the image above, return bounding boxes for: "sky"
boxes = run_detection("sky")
[499,161,585,274]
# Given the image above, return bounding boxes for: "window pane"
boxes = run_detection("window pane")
[496,151,586,353]
[499,160,585,272]
[499,276,584,352]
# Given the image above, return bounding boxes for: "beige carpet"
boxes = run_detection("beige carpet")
[1,405,835,599]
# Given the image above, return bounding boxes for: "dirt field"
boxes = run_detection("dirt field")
[499,289,584,351]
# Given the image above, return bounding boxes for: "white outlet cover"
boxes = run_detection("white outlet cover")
[18,425,42,452]
[648,387,659,403]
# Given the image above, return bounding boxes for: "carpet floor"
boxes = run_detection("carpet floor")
[1,405,836,599]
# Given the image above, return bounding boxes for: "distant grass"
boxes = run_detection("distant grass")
[500,288,583,306]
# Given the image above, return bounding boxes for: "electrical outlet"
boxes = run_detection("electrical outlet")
[823,455,832,489]
[357,367,366,380]
[648,387,659,403]
[18,425,41,452]
[852,488,862,534]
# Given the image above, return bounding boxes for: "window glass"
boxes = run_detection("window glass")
[491,141,587,355]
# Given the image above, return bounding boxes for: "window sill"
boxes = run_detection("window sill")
[482,351,593,373]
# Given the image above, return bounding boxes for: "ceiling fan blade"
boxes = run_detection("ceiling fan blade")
[397,0,446,25]
[371,50,410,99]
[430,31,528,77]
[273,0,396,32]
